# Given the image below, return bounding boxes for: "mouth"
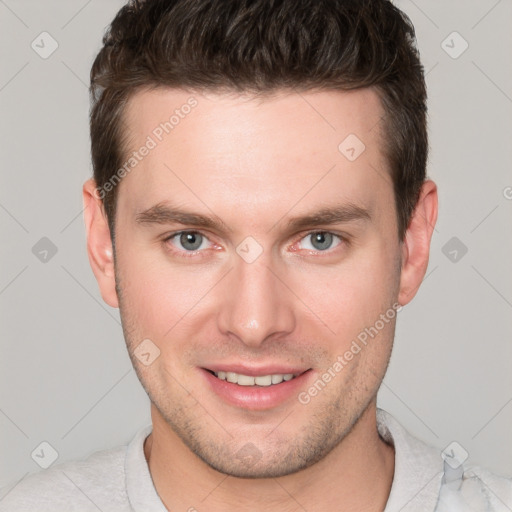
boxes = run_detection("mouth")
[207,370,300,387]
[201,366,312,410]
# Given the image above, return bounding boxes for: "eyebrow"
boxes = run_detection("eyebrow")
[135,202,231,232]
[135,202,371,233]
[284,203,372,231]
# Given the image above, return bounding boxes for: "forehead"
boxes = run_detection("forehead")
[118,87,391,226]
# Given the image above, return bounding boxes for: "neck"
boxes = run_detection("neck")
[144,400,395,511]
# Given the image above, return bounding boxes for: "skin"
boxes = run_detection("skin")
[83,88,437,511]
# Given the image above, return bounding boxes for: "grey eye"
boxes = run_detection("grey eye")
[309,232,334,251]
[179,232,204,251]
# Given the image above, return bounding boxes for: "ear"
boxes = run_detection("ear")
[82,179,119,308]
[398,180,438,306]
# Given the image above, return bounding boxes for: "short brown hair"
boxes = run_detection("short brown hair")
[90,0,427,240]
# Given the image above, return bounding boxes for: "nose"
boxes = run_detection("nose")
[216,252,296,348]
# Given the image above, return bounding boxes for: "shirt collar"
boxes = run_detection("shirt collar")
[377,408,444,511]
[125,424,167,512]
[125,409,445,511]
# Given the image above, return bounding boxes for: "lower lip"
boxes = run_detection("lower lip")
[201,369,312,411]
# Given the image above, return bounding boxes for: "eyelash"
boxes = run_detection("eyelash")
[162,230,346,259]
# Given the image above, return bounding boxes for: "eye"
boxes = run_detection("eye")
[166,231,212,252]
[297,232,343,252]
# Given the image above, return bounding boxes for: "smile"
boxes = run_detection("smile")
[212,371,298,386]
[202,367,312,410]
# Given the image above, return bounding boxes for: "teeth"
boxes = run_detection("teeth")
[255,375,272,386]
[226,372,237,383]
[271,374,283,384]
[237,374,255,386]
[214,371,297,386]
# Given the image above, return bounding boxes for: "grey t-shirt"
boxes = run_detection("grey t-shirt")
[1,409,510,511]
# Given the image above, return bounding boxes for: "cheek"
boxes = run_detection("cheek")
[115,242,220,340]
[299,242,400,341]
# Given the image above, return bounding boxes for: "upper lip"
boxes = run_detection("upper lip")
[202,364,311,377]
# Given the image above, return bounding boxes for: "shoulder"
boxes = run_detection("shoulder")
[376,409,512,511]
[0,445,129,512]
[437,465,512,511]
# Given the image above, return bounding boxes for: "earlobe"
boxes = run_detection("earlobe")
[398,180,438,306]
[82,179,119,308]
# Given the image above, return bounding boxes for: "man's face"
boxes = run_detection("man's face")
[113,88,402,477]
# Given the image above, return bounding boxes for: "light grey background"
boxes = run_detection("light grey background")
[1,0,511,492]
